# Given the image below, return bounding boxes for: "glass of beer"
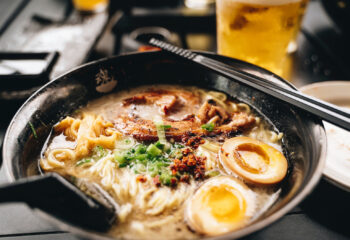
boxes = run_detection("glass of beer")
[216,0,308,78]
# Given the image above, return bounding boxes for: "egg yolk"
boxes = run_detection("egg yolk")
[235,143,270,174]
[204,185,246,223]
[220,136,288,184]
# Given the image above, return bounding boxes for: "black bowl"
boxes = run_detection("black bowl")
[2,51,326,239]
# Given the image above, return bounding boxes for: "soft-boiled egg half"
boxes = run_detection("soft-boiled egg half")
[185,176,256,236]
[219,136,288,184]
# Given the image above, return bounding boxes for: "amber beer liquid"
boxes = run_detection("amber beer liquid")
[216,0,308,77]
[72,0,109,12]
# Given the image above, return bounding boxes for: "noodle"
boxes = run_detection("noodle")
[51,113,122,159]
[208,91,227,101]
[42,148,75,169]
[89,153,117,188]
[207,115,220,125]
[198,89,227,109]
[39,85,285,240]
[119,203,133,223]
[75,114,120,158]
[54,117,81,141]
[237,103,251,113]
[200,140,221,152]
[231,102,239,112]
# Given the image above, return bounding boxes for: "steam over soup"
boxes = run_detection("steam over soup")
[40,85,288,239]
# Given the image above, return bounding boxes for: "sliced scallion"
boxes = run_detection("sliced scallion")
[28,122,37,139]
[76,158,92,166]
[201,122,215,132]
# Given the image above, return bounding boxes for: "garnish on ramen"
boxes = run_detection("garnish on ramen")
[40,85,287,239]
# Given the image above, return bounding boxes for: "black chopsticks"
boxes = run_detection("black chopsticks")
[149,38,350,131]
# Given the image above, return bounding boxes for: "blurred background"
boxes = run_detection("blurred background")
[0,0,349,108]
[0,0,350,239]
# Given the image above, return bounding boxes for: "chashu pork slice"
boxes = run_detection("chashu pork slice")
[113,89,256,141]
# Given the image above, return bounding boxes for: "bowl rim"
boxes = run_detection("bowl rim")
[299,81,350,92]
[2,50,327,240]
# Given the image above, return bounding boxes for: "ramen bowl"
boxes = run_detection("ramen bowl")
[2,51,326,239]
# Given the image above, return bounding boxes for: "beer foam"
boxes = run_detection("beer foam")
[221,0,302,6]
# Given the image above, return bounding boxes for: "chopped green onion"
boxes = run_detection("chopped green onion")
[135,144,147,154]
[135,153,148,161]
[39,119,47,128]
[160,172,172,186]
[147,144,162,157]
[76,158,92,166]
[92,145,107,159]
[154,118,167,143]
[88,140,193,186]
[169,148,182,159]
[174,143,184,149]
[134,163,147,173]
[119,162,128,168]
[154,117,172,152]
[114,152,127,165]
[163,125,172,130]
[115,137,135,150]
[201,123,215,132]
[28,122,37,139]
[205,170,221,178]
[155,141,165,150]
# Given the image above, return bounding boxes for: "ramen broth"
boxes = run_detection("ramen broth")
[40,85,287,239]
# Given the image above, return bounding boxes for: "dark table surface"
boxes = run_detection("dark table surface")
[0,0,350,240]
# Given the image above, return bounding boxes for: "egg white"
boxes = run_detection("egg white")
[185,176,256,236]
